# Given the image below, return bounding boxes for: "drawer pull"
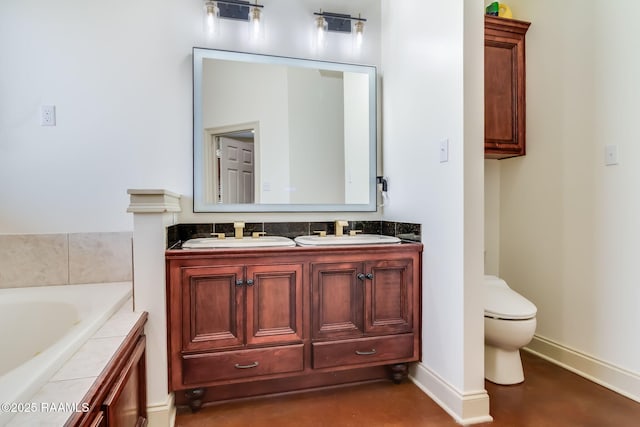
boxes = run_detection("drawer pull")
[355,349,377,356]
[235,280,243,286]
[246,279,254,286]
[357,273,366,280]
[234,361,259,369]
[365,273,374,280]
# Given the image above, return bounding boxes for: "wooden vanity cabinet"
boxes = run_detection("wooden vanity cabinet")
[311,257,415,370]
[169,261,304,387]
[166,243,422,408]
[70,313,148,427]
[485,15,531,159]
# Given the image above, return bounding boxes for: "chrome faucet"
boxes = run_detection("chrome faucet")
[335,220,349,237]
[234,222,245,239]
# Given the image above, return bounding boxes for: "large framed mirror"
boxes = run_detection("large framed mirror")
[193,48,377,212]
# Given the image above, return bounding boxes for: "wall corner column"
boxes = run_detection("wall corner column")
[127,189,181,427]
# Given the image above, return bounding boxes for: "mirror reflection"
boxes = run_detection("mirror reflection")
[193,48,377,212]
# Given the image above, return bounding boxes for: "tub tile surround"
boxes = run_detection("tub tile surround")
[5,377,97,427]
[50,336,125,382]
[68,232,133,284]
[0,232,132,289]
[167,220,421,248]
[5,299,144,427]
[0,234,68,288]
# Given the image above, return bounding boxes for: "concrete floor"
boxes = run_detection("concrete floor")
[175,351,640,426]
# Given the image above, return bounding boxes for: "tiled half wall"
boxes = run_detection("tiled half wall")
[168,221,421,249]
[0,232,132,289]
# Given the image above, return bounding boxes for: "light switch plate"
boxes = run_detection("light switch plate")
[605,144,618,166]
[440,139,449,163]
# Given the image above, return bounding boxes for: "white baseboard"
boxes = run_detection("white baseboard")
[525,335,640,403]
[147,393,176,427]
[409,363,492,425]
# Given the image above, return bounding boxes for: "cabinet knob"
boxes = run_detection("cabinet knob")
[235,280,243,286]
[246,279,254,286]
[357,273,366,280]
[365,273,374,280]
[355,349,377,356]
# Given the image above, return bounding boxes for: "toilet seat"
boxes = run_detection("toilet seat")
[485,279,537,320]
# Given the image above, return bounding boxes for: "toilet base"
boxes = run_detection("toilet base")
[485,345,524,385]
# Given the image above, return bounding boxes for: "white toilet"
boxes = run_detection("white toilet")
[484,275,537,385]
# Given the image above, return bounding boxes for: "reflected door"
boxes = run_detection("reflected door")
[218,136,254,203]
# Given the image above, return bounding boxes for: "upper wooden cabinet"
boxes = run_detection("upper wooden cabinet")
[484,16,531,159]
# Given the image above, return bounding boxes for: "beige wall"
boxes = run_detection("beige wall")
[486,0,640,399]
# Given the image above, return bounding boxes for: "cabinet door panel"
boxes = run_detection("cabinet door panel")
[103,336,147,427]
[182,266,244,352]
[365,259,412,335]
[485,43,515,142]
[246,264,303,346]
[312,262,364,339]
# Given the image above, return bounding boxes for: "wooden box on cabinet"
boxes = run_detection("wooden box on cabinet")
[485,15,531,159]
[166,243,422,409]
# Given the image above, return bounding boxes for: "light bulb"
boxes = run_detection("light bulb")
[203,1,219,37]
[316,16,327,47]
[354,20,364,49]
[249,6,262,40]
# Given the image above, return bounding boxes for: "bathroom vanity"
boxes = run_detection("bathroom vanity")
[165,242,422,410]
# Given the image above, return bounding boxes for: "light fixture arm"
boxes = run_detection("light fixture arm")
[217,0,263,9]
[313,11,366,22]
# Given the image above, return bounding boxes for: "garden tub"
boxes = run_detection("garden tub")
[0,282,131,425]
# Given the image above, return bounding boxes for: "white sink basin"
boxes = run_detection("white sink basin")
[182,236,295,249]
[294,234,401,246]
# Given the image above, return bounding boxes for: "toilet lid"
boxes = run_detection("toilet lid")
[485,284,537,320]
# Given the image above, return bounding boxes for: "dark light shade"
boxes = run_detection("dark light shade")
[216,0,264,21]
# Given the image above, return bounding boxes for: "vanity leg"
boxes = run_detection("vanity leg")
[389,363,408,384]
[185,388,206,412]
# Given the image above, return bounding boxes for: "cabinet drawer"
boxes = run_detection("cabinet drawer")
[182,344,304,385]
[312,334,414,369]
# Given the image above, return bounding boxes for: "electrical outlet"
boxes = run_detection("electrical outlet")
[41,105,56,126]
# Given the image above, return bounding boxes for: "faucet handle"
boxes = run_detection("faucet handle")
[252,231,267,238]
[313,230,327,237]
[349,230,363,236]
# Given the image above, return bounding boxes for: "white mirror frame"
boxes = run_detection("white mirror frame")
[193,48,377,212]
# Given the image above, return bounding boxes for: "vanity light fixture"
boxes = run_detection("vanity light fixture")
[354,15,365,48]
[313,10,367,47]
[203,0,265,37]
[203,0,220,36]
[315,12,329,48]
[248,1,263,39]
